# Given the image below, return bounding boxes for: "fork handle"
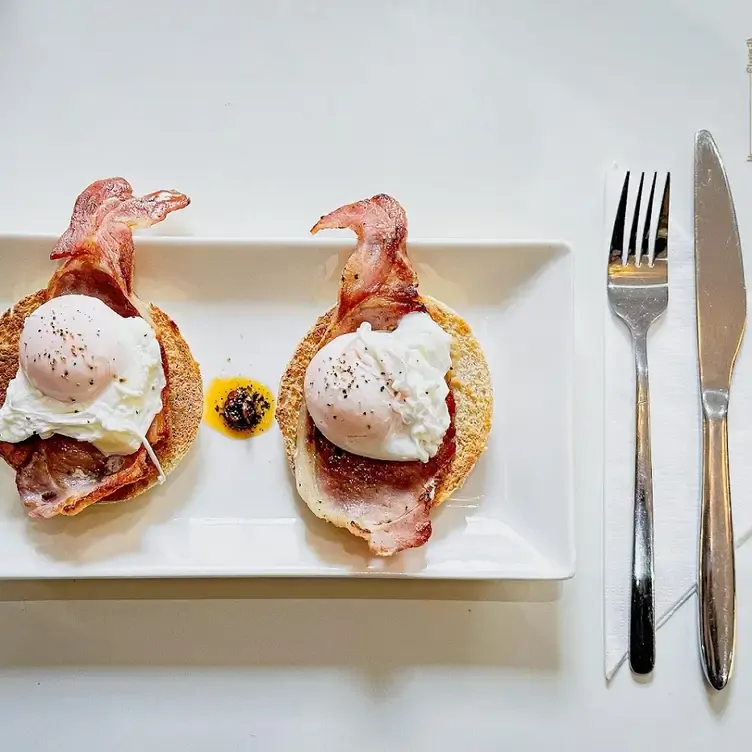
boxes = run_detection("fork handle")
[630,331,655,675]
[698,393,736,690]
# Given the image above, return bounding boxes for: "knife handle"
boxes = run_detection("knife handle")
[699,394,736,691]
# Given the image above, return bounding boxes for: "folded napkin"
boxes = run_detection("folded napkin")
[603,164,752,680]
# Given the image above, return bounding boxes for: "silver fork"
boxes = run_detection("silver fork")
[607,171,670,675]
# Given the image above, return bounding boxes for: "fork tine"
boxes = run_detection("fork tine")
[654,173,670,260]
[609,171,630,263]
[641,173,657,259]
[627,172,645,261]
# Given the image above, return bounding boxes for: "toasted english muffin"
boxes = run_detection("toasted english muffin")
[0,290,202,504]
[277,294,493,506]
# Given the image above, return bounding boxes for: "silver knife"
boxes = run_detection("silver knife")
[694,129,746,690]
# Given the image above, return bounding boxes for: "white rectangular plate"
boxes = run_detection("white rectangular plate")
[0,235,574,579]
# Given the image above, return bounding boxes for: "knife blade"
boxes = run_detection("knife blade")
[694,129,746,690]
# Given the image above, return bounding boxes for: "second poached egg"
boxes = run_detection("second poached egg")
[304,312,452,462]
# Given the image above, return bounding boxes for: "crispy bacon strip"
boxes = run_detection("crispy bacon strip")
[312,194,416,323]
[48,178,189,318]
[0,178,188,518]
[297,194,456,556]
[14,437,151,519]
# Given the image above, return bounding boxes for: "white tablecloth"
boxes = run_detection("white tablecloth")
[0,1,750,748]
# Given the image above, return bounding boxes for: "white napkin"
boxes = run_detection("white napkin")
[603,164,752,680]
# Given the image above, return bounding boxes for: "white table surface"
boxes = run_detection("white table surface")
[0,1,751,749]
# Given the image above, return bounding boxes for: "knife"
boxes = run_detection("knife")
[694,129,746,690]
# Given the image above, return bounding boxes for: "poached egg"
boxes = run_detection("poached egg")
[304,312,452,462]
[0,294,165,456]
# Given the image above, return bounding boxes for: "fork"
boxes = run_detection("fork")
[607,171,670,675]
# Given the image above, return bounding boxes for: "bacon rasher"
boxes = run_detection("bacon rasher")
[0,179,188,518]
[294,195,456,556]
